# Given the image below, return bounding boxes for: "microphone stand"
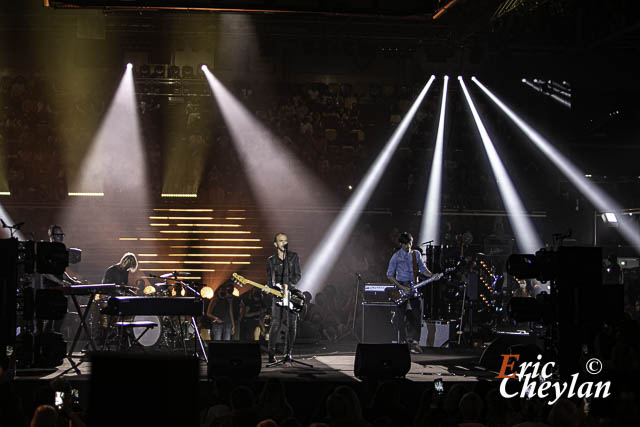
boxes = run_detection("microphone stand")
[267,245,313,368]
[169,276,208,362]
[336,273,362,343]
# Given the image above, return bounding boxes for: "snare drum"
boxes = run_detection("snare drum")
[132,315,162,347]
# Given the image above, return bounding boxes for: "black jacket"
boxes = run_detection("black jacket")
[266,251,301,289]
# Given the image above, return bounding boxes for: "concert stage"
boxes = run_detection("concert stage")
[25,344,488,383]
[9,342,494,425]
[12,342,491,401]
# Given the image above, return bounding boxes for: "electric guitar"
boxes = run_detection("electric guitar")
[231,273,305,313]
[389,259,463,304]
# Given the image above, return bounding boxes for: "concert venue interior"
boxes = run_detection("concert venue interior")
[1,1,639,426]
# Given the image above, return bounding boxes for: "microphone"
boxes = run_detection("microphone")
[353,272,362,278]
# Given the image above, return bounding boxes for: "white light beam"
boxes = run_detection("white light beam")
[473,77,640,252]
[460,77,542,254]
[298,76,436,292]
[420,76,449,246]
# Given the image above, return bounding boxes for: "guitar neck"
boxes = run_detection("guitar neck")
[244,279,283,298]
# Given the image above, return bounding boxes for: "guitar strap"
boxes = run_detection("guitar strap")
[271,257,276,290]
[412,250,419,285]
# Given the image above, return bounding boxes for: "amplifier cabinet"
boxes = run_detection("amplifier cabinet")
[419,320,457,348]
[361,303,399,344]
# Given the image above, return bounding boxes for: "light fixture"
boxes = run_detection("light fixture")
[182,66,194,79]
[200,286,214,299]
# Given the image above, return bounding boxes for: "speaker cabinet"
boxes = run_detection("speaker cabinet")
[207,342,261,378]
[361,303,399,343]
[479,333,543,371]
[90,353,199,427]
[419,320,457,348]
[354,343,411,379]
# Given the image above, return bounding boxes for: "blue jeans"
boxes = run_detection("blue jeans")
[211,322,232,341]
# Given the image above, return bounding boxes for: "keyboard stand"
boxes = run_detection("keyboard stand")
[63,291,99,375]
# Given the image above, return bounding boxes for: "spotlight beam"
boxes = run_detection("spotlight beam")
[298,76,436,292]
[420,76,449,246]
[459,77,542,254]
[201,66,334,232]
[473,77,640,252]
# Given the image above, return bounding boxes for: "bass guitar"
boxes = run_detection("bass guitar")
[389,259,462,305]
[231,273,305,313]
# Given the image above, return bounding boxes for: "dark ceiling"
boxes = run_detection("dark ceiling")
[37,1,640,55]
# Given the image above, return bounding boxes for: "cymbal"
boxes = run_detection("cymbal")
[160,271,192,279]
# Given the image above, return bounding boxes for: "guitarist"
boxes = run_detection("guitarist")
[265,232,301,363]
[386,232,433,354]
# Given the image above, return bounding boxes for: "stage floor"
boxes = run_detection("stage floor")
[15,341,494,385]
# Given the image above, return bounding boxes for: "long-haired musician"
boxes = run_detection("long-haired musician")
[102,252,138,287]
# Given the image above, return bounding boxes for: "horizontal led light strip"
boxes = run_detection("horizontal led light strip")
[168,253,251,257]
[149,216,246,220]
[160,194,197,198]
[0,192,10,196]
[153,209,213,212]
[119,237,261,241]
[139,261,251,265]
[149,216,214,220]
[140,268,216,272]
[176,224,242,227]
[159,230,251,234]
[69,192,104,197]
[169,246,263,249]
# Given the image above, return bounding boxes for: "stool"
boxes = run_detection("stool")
[114,321,158,351]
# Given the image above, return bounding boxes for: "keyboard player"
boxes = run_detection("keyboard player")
[40,225,80,334]
[102,252,139,289]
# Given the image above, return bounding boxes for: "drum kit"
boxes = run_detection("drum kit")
[128,314,197,349]
[81,271,204,351]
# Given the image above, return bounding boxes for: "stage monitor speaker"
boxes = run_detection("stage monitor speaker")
[419,320,457,348]
[208,342,261,379]
[354,343,411,379]
[90,353,199,427]
[361,303,399,343]
[479,333,543,371]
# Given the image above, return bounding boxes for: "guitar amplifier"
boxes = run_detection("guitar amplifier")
[363,283,395,304]
[419,320,458,348]
[361,303,399,343]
